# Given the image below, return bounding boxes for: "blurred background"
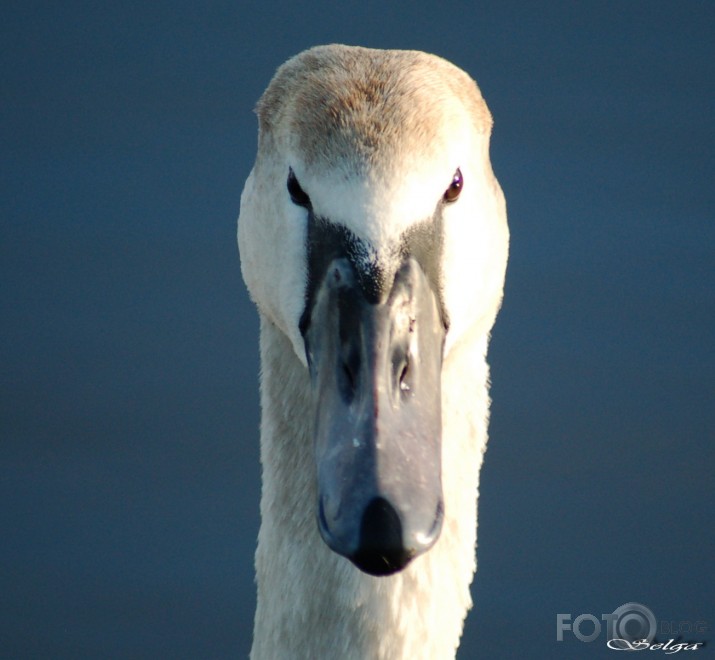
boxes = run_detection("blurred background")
[2,2,713,658]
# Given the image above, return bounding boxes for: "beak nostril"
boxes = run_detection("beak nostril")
[343,363,355,389]
[399,362,409,392]
[339,351,360,403]
[395,354,410,394]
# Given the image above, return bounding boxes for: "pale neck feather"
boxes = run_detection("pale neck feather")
[251,317,491,660]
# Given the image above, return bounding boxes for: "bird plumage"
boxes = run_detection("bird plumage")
[238,44,508,659]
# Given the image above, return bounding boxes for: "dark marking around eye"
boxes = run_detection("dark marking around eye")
[287,168,312,208]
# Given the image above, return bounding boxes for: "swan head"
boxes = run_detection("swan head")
[239,45,508,576]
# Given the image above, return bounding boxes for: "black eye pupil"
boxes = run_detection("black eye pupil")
[287,168,311,207]
[444,168,463,202]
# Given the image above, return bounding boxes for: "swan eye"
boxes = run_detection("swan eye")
[443,168,463,203]
[287,168,311,208]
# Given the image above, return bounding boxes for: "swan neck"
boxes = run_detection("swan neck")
[252,317,491,659]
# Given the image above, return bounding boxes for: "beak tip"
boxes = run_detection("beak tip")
[319,496,444,577]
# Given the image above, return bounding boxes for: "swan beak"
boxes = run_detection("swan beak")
[303,255,445,576]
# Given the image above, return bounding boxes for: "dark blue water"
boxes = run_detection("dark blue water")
[2,2,713,658]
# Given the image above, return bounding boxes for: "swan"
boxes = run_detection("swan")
[237,44,508,659]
